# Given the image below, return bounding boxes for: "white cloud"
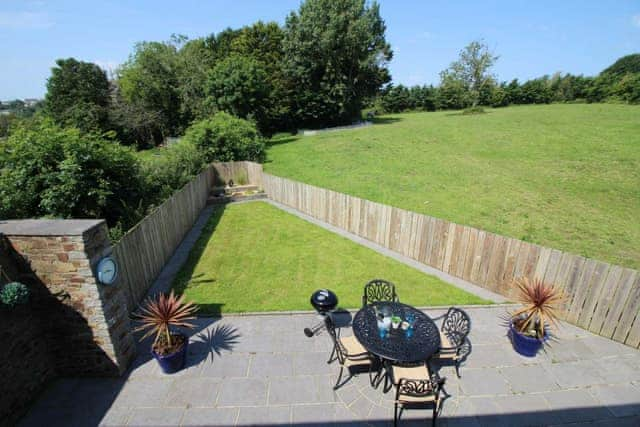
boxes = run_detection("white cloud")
[632,14,640,28]
[0,11,53,30]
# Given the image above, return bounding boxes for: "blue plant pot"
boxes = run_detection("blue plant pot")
[509,322,545,357]
[152,333,188,374]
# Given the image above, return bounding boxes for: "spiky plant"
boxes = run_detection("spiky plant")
[511,277,565,339]
[134,291,197,351]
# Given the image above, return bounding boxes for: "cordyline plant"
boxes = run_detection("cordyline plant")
[511,277,565,339]
[134,291,197,351]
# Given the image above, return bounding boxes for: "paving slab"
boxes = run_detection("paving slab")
[18,306,640,426]
[236,406,291,426]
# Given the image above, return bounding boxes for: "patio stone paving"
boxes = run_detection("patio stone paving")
[19,306,640,426]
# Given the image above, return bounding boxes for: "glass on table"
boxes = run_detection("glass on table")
[377,318,387,339]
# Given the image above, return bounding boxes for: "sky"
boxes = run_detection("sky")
[1,0,639,100]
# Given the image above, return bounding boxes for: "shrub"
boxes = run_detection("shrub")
[0,282,30,308]
[182,112,265,163]
[0,118,144,228]
[140,140,207,204]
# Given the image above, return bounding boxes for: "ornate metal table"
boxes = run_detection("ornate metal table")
[352,302,441,364]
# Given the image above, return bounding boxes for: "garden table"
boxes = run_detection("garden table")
[352,301,441,364]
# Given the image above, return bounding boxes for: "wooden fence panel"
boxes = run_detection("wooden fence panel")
[259,169,640,348]
[487,235,509,292]
[577,261,612,329]
[462,228,479,281]
[589,266,624,334]
[601,269,639,338]
[113,165,214,312]
[615,273,640,345]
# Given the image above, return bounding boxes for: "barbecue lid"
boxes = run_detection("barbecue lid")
[310,289,338,311]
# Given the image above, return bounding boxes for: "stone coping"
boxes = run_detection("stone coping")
[0,219,105,236]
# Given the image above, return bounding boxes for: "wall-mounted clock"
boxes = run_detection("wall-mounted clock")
[97,257,118,285]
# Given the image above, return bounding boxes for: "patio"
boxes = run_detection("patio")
[20,305,640,426]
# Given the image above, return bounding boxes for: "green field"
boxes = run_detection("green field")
[172,201,488,315]
[265,104,640,269]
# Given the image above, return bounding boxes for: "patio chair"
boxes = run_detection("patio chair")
[362,279,398,307]
[324,315,377,389]
[391,361,446,427]
[433,307,471,378]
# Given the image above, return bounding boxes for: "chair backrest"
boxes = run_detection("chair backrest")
[441,307,471,348]
[395,378,439,400]
[362,279,397,307]
[323,315,347,364]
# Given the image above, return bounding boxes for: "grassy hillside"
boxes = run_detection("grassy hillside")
[265,104,640,269]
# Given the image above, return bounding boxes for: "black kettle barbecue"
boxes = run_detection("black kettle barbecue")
[304,289,338,337]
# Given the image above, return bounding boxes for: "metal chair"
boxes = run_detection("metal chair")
[391,361,446,427]
[433,307,471,378]
[362,279,398,307]
[324,315,377,389]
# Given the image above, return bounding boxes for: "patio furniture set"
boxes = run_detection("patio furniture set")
[320,279,471,426]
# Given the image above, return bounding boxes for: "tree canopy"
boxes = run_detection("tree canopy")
[283,0,392,127]
[117,40,184,140]
[440,40,498,108]
[44,58,111,133]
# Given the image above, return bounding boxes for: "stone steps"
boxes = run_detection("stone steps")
[212,184,259,196]
[206,187,267,205]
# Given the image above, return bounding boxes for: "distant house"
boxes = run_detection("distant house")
[23,99,40,107]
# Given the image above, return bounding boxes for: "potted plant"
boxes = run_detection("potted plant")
[0,282,30,309]
[508,277,564,357]
[135,291,197,374]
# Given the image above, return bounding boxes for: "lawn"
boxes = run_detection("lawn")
[173,201,488,315]
[265,104,640,269]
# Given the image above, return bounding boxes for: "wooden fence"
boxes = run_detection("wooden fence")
[211,161,263,188]
[112,166,215,312]
[259,167,640,348]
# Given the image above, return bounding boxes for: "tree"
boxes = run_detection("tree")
[117,40,183,141]
[44,58,111,133]
[380,84,411,113]
[438,74,470,109]
[108,82,164,148]
[505,79,523,104]
[283,0,392,127]
[231,22,292,132]
[440,40,499,108]
[588,54,640,104]
[176,37,217,120]
[520,77,553,104]
[205,54,271,132]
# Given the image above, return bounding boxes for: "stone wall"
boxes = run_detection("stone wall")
[0,220,136,377]
[0,235,56,427]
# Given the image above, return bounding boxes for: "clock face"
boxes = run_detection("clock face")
[97,257,118,285]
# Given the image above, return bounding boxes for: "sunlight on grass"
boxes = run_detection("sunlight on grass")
[266,104,640,269]
[173,202,489,315]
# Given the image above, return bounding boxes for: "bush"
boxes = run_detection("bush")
[182,112,265,163]
[0,118,144,228]
[140,140,207,204]
[0,282,30,308]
